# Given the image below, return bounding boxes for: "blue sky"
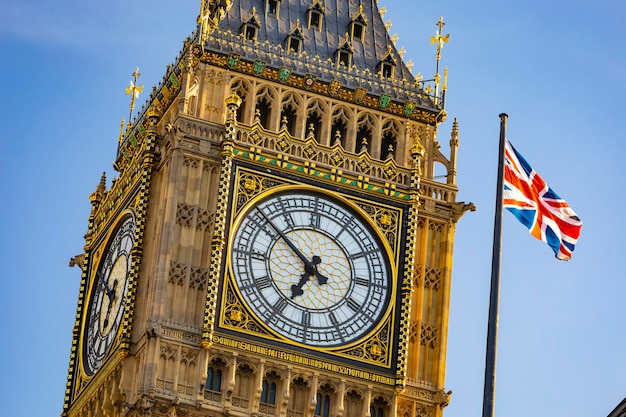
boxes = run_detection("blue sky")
[0,1,624,416]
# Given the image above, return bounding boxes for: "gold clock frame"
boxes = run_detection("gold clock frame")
[211,158,412,385]
[76,209,137,381]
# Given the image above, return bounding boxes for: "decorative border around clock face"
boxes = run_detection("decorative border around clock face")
[80,213,136,377]
[215,162,408,378]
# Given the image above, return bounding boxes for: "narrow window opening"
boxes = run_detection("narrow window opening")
[245,25,257,40]
[314,393,331,417]
[266,0,279,16]
[288,37,301,53]
[357,124,372,153]
[331,118,347,147]
[256,97,272,129]
[306,111,322,140]
[309,11,321,30]
[381,63,394,78]
[280,104,297,135]
[381,130,396,159]
[338,51,351,67]
[352,23,364,41]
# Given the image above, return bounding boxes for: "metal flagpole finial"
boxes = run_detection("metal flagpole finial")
[125,67,143,130]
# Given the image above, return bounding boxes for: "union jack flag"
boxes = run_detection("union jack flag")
[503,139,582,261]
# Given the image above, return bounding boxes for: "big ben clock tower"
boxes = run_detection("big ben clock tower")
[63,1,473,417]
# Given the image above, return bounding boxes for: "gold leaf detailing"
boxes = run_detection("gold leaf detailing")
[303,144,318,160]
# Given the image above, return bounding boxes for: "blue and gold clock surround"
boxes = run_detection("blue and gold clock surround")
[214,161,412,384]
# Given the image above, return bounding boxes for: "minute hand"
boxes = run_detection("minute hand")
[256,208,327,284]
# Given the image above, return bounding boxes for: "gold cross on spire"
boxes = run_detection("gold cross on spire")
[429,17,450,106]
[125,67,143,129]
[430,16,450,62]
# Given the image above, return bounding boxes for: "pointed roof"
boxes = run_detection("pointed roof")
[205,0,418,86]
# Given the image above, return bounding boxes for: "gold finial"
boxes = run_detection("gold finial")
[384,20,392,31]
[430,16,450,62]
[198,0,210,43]
[406,60,414,72]
[391,34,399,45]
[97,172,107,194]
[125,68,143,129]
[118,118,125,143]
[429,17,450,105]
[379,6,387,18]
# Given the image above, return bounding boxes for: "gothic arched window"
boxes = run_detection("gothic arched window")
[344,390,362,417]
[357,113,376,153]
[287,377,308,417]
[230,79,251,124]
[381,120,400,159]
[370,396,389,417]
[314,384,334,417]
[204,357,226,403]
[331,107,351,148]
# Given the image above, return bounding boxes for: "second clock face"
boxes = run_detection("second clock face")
[230,188,392,347]
[83,215,134,376]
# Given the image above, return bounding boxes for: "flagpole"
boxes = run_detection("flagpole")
[482,113,508,417]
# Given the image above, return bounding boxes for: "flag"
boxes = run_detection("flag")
[503,139,582,260]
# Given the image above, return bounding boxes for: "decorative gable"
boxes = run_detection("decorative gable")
[335,33,354,67]
[350,4,368,41]
[240,8,260,41]
[377,46,397,78]
[285,19,304,53]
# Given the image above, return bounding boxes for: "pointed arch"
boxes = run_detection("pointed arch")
[229,78,253,124]
[330,105,355,150]
[254,84,278,130]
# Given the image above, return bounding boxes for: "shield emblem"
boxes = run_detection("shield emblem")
[303,73,317,89]
[403,101,416,116]
[379,94,391,109]
[279,67,291,83]
[169,73,180,88]
[329,80,342,96]
[227,53,240,68]
[253,60,266,75]
[191,44,204,59]
[354,87,367,103]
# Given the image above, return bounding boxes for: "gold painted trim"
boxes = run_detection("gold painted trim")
[75,210,137,384]
[216,165,407,373]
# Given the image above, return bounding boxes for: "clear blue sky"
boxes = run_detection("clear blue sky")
[1,1,624,416]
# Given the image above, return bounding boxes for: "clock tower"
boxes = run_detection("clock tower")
[63,1,473,417]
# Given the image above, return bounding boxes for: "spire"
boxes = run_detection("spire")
[430,17,450,106]
[448,118,459,185]
[125,68,143,130]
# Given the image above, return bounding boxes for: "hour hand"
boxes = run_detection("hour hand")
[96,271,115,300]
[290,273,309,299]
[308,255,328,285]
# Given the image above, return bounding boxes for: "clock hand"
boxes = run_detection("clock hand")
[96,271,115,300]
[102,279,119,329]
[256,208,328,285]
[290,256,329,299]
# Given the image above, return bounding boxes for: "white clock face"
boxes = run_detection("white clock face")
[83,216,135,376]
[230,190,391,347]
